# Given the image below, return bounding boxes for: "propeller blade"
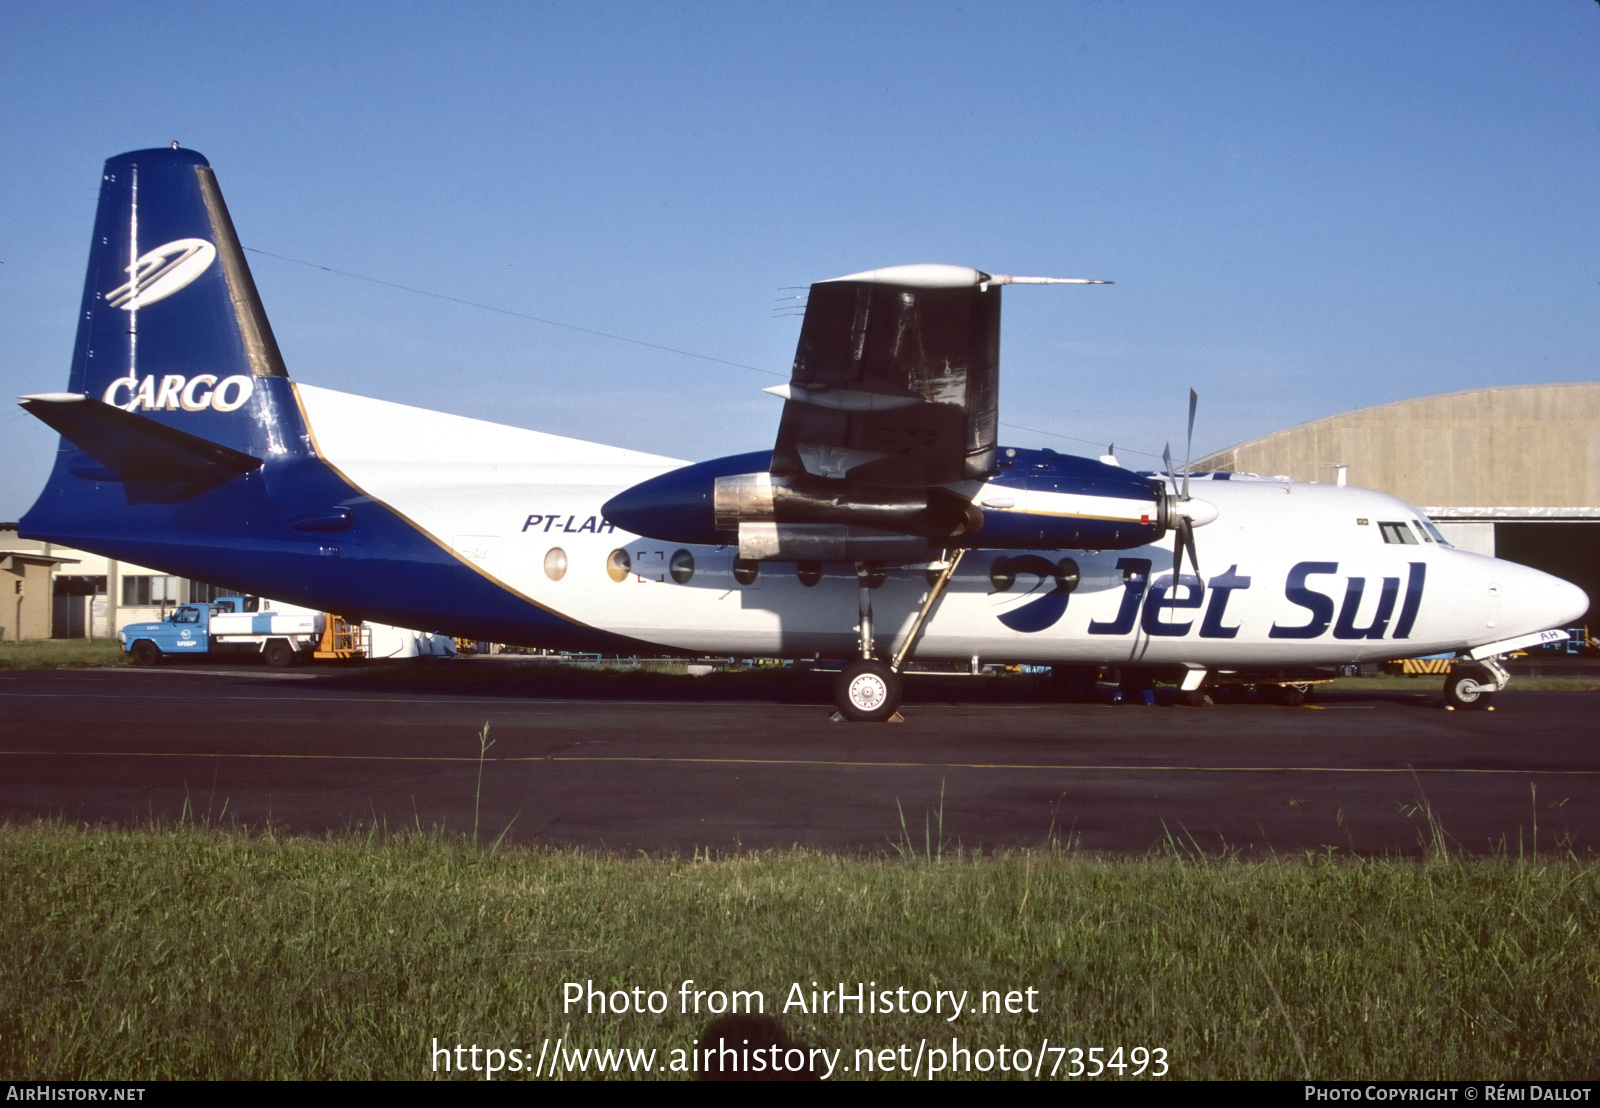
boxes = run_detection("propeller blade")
[1162,442,1177,497]
[1171,517,1186,594]
[1171,515,1184,618]
[1182,388,1198,501]
[1168,516,1205,617]
[1181,515,1203,587]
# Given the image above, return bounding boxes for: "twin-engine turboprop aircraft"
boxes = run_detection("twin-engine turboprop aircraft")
[18,148,1588,720]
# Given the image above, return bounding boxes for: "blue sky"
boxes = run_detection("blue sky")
[2,2,1596,518]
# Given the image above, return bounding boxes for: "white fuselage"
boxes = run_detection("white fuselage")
[297,384,1587,665]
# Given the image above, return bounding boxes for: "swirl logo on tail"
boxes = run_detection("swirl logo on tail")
[106,238,216,310]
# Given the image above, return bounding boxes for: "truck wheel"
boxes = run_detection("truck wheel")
[834,660,902,722]
[263,640,296,668]
[1444,664,1495,711]
[130,640,162,667]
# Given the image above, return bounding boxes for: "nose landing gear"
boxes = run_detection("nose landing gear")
[1444,661,1499,711]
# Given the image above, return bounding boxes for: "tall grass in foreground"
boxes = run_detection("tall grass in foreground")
[1,822,1597,1080]
[0,639,127,669]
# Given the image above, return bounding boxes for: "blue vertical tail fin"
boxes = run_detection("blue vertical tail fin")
[22,147,314,528]
[49,146,307,463]
[21,147,316,544]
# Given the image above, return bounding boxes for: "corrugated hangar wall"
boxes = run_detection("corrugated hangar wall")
[1196,383,1600,628]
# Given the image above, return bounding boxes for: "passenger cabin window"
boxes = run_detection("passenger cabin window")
[1378,521,1419,545]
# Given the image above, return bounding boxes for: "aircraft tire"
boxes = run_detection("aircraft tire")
[130,640,163,667]
[835,660,902,723]
[263,640,297,668]
[1444,665,1495,711]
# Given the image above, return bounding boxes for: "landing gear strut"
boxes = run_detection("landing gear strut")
[830,552,965,723]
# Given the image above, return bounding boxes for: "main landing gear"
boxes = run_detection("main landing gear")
[836,658,900,722]
[831,552,965,723]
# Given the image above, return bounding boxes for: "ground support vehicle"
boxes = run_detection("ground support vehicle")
[120,597,363,667]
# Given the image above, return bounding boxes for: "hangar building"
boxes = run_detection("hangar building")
[1196,382,1599,629]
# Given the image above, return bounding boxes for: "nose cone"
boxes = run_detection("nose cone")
[601,469,715,545]
[1498,559,1589,637]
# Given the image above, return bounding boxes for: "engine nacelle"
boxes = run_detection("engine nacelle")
[712,470,983,560]
[601,448,1174,560]
[733,523,934,561]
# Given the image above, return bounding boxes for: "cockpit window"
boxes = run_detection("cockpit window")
[1417,517,1451,546]
[1378,521,1419,545]
[1410,519,1434,543]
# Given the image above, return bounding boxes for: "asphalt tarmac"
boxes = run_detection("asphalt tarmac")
[2,660,1596,856]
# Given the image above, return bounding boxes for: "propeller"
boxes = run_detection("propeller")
[1163,389,1205,596]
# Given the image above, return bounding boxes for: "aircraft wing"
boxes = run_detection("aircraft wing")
[767,264,1005,487]
[767,264,1109,487]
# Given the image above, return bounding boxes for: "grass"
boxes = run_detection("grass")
[0,639,127,669]
[3,820,1598,1080]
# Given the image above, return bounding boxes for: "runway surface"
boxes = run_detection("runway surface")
[2,661,1596,856]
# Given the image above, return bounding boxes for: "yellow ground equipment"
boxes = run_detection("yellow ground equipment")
[1386,657,1453,675]
[313,615,365,660]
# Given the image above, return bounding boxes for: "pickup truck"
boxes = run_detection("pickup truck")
[119,597,361,667]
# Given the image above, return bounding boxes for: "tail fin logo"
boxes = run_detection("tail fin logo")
[106,238,216,310]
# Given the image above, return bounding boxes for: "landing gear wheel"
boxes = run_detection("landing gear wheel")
[1444,664,1495,711]
[263,640,297,669]
[130,640,162,667]
[834,660,902,723]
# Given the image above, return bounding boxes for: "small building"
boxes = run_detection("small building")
[0,536,75,642]
[1196,383,1599,626]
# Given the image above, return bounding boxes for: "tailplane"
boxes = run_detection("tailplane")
[20,393,263,504]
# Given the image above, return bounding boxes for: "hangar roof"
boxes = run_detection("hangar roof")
[1195,383,1600,518]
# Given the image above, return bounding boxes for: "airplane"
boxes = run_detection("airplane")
[16,146,1589,721]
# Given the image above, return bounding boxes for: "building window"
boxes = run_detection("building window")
[53,575,106,596]
[122,575,180,606]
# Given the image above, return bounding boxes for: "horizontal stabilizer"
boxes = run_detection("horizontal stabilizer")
[20,393,262,503]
